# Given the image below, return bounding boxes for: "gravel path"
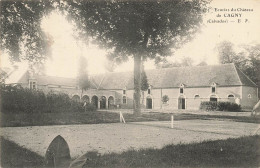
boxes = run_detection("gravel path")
[1,120,259,159]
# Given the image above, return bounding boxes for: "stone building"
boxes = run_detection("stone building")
[5,63,258,110]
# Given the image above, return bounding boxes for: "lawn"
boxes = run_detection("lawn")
[1,111,260,127]
[1,135,259,168]
[0,137,45,168]
[81,135,260,168]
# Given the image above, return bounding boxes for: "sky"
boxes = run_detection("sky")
[1,0,260,78]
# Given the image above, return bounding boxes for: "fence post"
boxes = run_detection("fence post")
[171,115,174,128]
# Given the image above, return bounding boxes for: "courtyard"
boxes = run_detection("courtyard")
[1,119,259,159]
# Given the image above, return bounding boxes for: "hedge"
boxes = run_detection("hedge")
[0,85,96,114]
[200,101,241,112]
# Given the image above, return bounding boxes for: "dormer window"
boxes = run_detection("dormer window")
[211,83,216,94]
[180,88,184,94]
[148,85,152,94]
[123,87,127,95]
[180,83,184,94]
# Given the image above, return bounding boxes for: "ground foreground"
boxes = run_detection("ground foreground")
[1,135,259,168]
[81,135,260,168]
[1,120,259,159]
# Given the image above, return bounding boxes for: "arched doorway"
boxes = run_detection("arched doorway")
[72,95,80,102]
[91,96,98,108]
[100,96,106,109]
[178,96,186,109]
[82,95,90,103]
[108,96,114,109]
[146,97,153,109]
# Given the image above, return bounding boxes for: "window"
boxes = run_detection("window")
[194,95,200,99]
[228,95,235,98]
[148,89,151,94]
[123,89,126,94]
[248,94,251,99]
[29,81,36,90]
[211,87,216,94]
[211,83,216,94]
[123,96,127,104]
[180,88,183,94]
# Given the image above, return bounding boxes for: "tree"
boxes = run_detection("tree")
[141,60,149,106]
[216,41,242,64]
[216,41,260,98]
[1,0,209,115]
[77,56,91,98]
[0,1,54,63]
[155,56,194,68]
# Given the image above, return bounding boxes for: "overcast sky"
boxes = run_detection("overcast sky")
[1,0,260,78]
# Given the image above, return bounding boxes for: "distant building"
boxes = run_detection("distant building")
[5,64,258,111]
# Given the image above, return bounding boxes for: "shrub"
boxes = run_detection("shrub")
[162,95,169,104]
[217,102,241,112]
[200,101,241,112]
[200,101,218,111]
[0,85,96,114]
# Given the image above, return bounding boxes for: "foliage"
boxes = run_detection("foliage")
[141,62,149,91]
[200,101,241,112]
[217,102,241,112]
[77,56,91,94]
[0,85,95,114]
[216,41,260,97]
[0,0,54,63]
[200,101,218,111]
[162,95,169,103]
[0,0,209,115]
[155,56,194,68]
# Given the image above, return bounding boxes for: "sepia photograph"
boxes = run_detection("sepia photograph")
[0,0,260,167]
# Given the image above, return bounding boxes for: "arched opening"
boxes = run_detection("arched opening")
[210,95,218,102]
[123,96,127,104]
[146,97,152,109]
[228,94,234,98]
[228,94,235,103]
[91,96,98,108]
[82,95,90,103]
[194,95,200,99]
[72,95,80,102]
[108,96,114,109]
[178,96,186,109]
[100,96,106,109]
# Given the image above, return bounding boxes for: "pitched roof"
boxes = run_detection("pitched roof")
[5,63,257,89]
[36,75,77,87]
[91,63,257,89]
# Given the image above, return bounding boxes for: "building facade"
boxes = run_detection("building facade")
[5,64,258,111]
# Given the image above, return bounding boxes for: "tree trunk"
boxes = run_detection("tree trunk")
[133,55,141,116]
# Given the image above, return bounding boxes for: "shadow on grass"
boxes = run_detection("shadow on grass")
[0,137,45,168]
[82,135,260,168]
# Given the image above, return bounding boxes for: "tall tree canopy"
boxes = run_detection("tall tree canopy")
[1,0,209,115]
[0,0,54,63]
[216,41,260,97]
[155,56,195,68]
[77,56,91,98]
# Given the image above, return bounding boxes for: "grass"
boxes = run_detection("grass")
[0,137,45,168]
[1,135,259,168]
[81,135,260,168]
[1,111,260,127]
